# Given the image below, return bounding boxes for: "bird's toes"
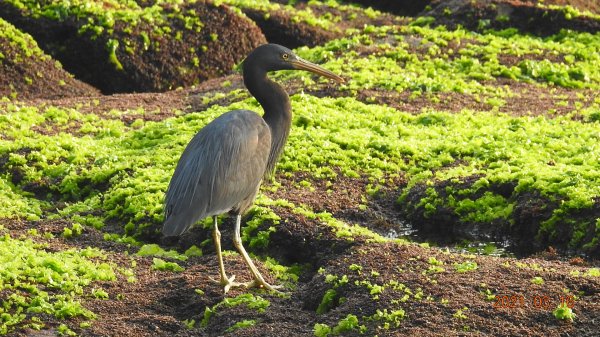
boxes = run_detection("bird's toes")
[223,282,233,294]
[210,275,244,293]
[223,275,244,294]
[211,275,285,294]
[245,279,285,294]
[266,283,286,294]
[269,284,285,291]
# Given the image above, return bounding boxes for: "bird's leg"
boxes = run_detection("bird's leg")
[212,216,242,293]
[232,214,283,293]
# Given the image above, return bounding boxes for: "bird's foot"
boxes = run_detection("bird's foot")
[244,279,285,294]
[210,275,244,294]
[211,275,285,294]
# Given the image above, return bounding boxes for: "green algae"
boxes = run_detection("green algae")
[0,18,48,61]
[263,257,302,286]
[531,276,544,285]
[367,308,405,329]
[314,265,422,335]
[2,86,600,252]
[1,0,210,87]
[453,192,514,223]
[258,195,387,242]
[537,3,600,20]
[454,261,478,273]
[0,23,599,334]
[216,0,381,31]
[290,24,600,98]
[553,302,576,322]
[137,243,188,261]
[0,177,45,220]
[151,257,184,272]
[314,314,361,337]
[1,3,599,335]
[106,39,124,71]
[317,289,339,314]
[0,232,123,334]
[201,293,269,327]
[225,319,257,332]
[0,18,67,99]
[4,0,204,39]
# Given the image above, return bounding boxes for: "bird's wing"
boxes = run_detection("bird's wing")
[162,110,271,236]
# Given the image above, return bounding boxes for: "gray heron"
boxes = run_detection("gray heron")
[162,43,343,293]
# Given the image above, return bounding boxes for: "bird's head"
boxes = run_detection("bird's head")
[243,44,344,83]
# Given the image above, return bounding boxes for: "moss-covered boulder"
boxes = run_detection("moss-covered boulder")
[424,0,600,36]
[339,0,433,16]
[0,0,266,94]
[0,18,99,100]
[335,0,599,18]
[219,0,403,48]
[400,175,600,258]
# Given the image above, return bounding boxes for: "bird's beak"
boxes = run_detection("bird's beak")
[290,57,344,83]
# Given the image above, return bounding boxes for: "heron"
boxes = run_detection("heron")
[162,44,343,293]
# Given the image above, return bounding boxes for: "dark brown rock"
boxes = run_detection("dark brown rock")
[0,1,266,94]
[0,18,99,100]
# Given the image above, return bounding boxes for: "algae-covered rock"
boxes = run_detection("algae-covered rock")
[0,0,266,94]
[220,0,403,48]
[424,0,600,36]
[0,18,99,100]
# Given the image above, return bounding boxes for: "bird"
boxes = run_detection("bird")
[162,44,343,293]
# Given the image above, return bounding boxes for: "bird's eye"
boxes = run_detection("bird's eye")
[282,53,289,60]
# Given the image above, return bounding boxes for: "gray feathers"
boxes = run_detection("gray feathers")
[162,110,271,236]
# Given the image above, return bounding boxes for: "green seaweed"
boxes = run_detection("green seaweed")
[225,319,257,332]
[201,293,269,327]
[553,302,576,322]
[531,276,544,285]
[317,289,338,314]
[137,243,188,260]
[151,258,184,272]
[106,39,123,71]
[3,84,600,252]
[2,0,210,78]
[2,18,600,334]
[291,24,600,96]
[314,314,361,337]
[453,261,478,273]
[366,308,405,329]
[0,233,124,334]
[216,0,380,31]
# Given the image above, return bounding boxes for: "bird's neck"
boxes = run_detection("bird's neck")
[244,70,292,173]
